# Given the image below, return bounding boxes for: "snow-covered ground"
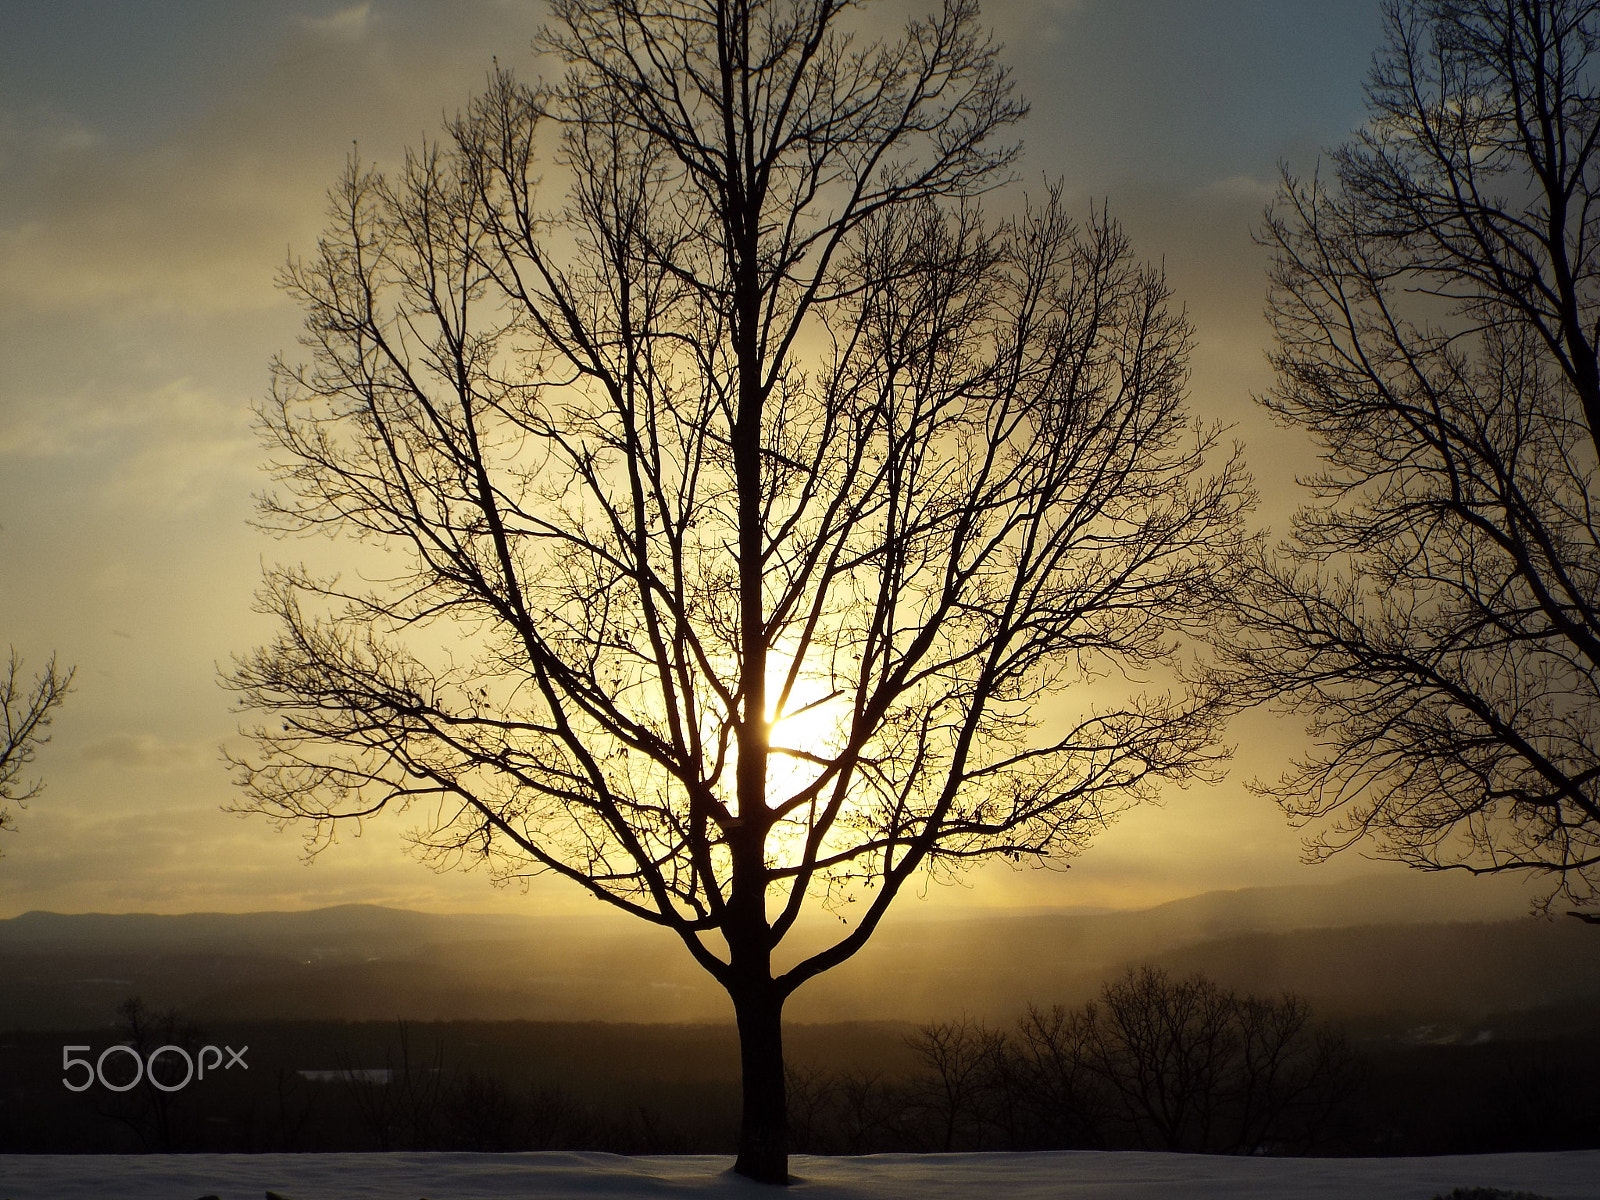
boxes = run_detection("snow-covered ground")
[1,1151,1597,1200]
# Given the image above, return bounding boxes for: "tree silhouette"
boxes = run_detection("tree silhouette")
[1015,968,1356,1153]
[1232,0,1600,918]
[227,0,1251,1179]
[899,971,1358,1154]
[1,648,73,852]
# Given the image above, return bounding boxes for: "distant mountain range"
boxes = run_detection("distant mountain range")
[1,873,1594,1031]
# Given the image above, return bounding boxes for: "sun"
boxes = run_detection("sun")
[765,678,853,841]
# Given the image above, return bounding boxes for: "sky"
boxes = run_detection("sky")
[0,0,1537,918]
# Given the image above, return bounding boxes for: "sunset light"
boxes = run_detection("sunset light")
[2,1,1595,1194]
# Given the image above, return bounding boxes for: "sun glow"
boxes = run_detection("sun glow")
[764,677,855,863]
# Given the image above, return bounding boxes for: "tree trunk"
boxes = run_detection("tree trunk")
[731,979,789,1183]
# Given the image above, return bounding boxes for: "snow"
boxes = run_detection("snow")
[2,1151,1598,1200]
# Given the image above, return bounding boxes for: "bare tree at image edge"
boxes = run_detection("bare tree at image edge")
[226,0,1253,1180]
[1227,0,1600,918]
[1,649,73,852]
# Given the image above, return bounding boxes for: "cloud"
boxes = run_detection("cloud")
[0,106,102,173]
[0,152,313,317]
[298,3,376,42]
[81,732,205,770]
[0,377,258,515]
[0,792,571,917]
[0,3,539,319]
[1193,174,1277,205]
[944,0,1086,55]
[0,120,336,317]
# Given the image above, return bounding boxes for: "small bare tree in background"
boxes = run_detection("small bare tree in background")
[227,0,1251,1179]
[908,968,1358,1154]
[909,1016,1006,1151]
[95,998,206,1153]
[1009,999,1109,1147]
[0,648,72,853]
[1231,0,1600,917]
[1077,967,1356,1153]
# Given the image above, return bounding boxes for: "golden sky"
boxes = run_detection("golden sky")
[2,0,1525,918]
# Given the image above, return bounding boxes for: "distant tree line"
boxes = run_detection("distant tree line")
[9,969,1600,1157]
[23,970,1361,1157]
[317,968,1363,1157]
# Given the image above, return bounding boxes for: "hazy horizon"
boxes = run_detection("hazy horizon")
[0,865,1544,922]
[0,869,1580,1034]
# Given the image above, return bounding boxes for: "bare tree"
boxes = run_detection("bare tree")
[908,971,1358,1153]
[97,997,206,1153]
[786,1064,912,1153]
[1089,966,1240,1151]
[1228,991,1359,1155]
[1,648,73,851]
[226,0,1251,1179]
[1056,968,1356,1154]
[1232,0,1600,916]
[1011,1000,1110,1147]
[339,1021,446,1152]
[907,1016,1005,1150]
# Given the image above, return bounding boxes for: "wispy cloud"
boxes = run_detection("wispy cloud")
[297,3,376,42]
[0,378,257,514]
[0,106,101,173]
[0,2,543,319]
[987,0,1089,49]
[81,732,205,770]
[0,135,321,316]
[1194,174,1277,205]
